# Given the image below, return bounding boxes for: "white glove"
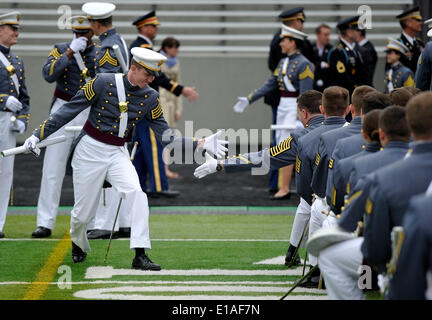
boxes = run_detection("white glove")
[233,97,249,113]
[5,96,23,112]
[194,152,218,179]
[24,135,41,157]
[69,35,88,53]
[10,118,25,134]
[202,130,228,159]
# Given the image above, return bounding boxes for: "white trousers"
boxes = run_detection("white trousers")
[89,187,131,231]
[275,97,297,144]
[289,197,311,247]
[308,196,330,266]
[36,98,89,230]
[0,112,16,232]
[70,135,150,252]
[319,237,365,300]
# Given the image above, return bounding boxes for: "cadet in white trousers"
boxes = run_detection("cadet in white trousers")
[24,47,227,269]
[32,16,97,238]
[0,12,30,238]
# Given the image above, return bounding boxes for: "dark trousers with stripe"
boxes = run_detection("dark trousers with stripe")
[132,119,169,193]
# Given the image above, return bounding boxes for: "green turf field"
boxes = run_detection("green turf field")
[0,209,382,300]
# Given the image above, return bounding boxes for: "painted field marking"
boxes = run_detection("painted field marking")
[85,266,305,279]
[253,255,305,265]
[21,232,71,300]
[0,238,289,242]
[73,286,327,300]
[73,293,327,300]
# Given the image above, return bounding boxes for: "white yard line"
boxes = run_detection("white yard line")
[85,266,305,279]
[73,286,327,300]
[0,280,295,285]
[0,238,289,242]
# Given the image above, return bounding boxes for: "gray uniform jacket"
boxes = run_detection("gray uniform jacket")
[0,44,30,127]
[337,141,409,232]
[42,42,97,100]
[329,142,381,214]
[415,41,432,91]
[325,133,365,204]
[248,51,314,103]
[96,28,128,74]
[387,193,432,300]
[361,142,432,273]
[295,116,346,205]
[223,115,325,173]
[311,116,362,198]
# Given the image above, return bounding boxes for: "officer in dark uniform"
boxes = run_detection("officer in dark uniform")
[266,7,316,194]
[415,18,432,91]
[0,11,30,239]
[384,38,415,93]
[312,24,332,92]
[387,191,432,300]
[395,6,424,74]
[354,29,377,87]
[32,16,97,238]
[295,86,349,287]
[327,16,364,95]
[129,11,199,199]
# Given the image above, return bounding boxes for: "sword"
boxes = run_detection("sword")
[64,126,83,132]
[1,135,67,158]
[73,51,91,82]
[112,44,128,73]
[104,141,140,263]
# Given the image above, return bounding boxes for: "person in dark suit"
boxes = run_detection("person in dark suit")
[354,29,377,87]
[312,24,332,92]
[395,6,424,74]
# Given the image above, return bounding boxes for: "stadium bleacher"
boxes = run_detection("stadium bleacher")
[1,0,413,56]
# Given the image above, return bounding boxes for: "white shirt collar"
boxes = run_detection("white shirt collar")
[358,38,368,47]
[340,38,355,51]
[402,31,414,45]
[138,34,153,47]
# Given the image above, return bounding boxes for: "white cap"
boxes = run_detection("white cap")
[0,11,21,27]
[69,16,91,33]
[386,38,410,55]
[131,47,166,76]
[280,24,307,41]
[425,18,432,37]
[82,2,116,20]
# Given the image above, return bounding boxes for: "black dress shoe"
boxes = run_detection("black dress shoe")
[284,244,301,267]
[87,229,118,240]
[0,232,4,238]
[297,267,325,289]
[148,189,180,198]
[72,242,87,263]
[31,226,52,238]
[270,192,291,200]
[118,227,131,238]
[132,254,161,271]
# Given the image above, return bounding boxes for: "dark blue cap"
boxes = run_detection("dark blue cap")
[279,7,305,22]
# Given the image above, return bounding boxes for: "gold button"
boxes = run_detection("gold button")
[105,100,109,103]
[64,81,68,84]
[10,89,14,93]
[65,88,68,91]
[138,111,142,114]
[144,95,148,98]
[96,126,100,129]
[110,132,113,135]
[108,92,112,96]
[65,68,68,71]
[114,125,117,129]
[98,120,101,123]
[109,83,113,87]
[135,117,138,120]
[101,107,105,110]
[140,103,143,106]
[132,123,135,126]
[127,93,130,97]
[98,113,101,116]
